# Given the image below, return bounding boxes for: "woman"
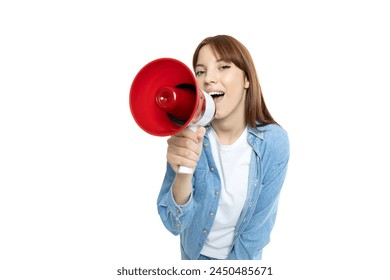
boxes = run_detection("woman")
[157,35,289,260]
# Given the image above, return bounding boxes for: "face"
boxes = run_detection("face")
[195,44,249,124]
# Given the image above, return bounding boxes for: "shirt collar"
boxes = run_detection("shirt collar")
[204,125,264,140]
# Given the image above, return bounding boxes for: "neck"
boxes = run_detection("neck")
[211,120,246,145]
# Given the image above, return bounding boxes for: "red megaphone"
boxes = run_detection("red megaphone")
[129,58,215,173]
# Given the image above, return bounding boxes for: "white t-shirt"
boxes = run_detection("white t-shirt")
[200,126,252,259]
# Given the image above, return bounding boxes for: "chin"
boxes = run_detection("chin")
[211,113,222,121]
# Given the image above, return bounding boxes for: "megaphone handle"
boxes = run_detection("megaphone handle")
[178,125,198,174]
[178,166,194,174]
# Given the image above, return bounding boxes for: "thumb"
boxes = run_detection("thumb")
[196,126,206,141]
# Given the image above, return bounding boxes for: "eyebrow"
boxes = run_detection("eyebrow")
[195,59,227,68]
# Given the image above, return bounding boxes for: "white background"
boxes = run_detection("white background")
[1,0,389,279]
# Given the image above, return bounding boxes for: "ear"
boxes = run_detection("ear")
[244,76,250,89]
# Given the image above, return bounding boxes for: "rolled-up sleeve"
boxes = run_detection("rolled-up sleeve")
[157,163,197,235]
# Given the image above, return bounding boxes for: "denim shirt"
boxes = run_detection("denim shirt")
[157,124,290,260]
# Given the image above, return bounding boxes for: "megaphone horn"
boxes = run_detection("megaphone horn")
[129,58,215,174]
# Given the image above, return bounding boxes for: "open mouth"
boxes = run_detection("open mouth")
[208,91,225,102]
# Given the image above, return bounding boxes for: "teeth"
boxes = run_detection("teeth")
[208,91,225,97]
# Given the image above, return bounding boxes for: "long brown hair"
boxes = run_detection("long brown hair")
[192,35,277,127]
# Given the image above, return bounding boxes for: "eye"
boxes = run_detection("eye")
[220,65,231,70]
[195,70,205,77]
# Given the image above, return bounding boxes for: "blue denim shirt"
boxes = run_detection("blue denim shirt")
[157,124,289,260]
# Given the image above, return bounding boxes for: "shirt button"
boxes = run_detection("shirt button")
[215,191,219,196]
[204,143,209,147]
[210,167,215,172]
[203,229,208,234]
[176,209,181,214]
[176,223,180,227]
[209,212,214,216]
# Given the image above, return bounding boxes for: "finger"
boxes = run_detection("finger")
[196,126,206,141]
[167,153,198,170]
[167,134,198,151]
[167,144,200,162]
[175,127,199,143]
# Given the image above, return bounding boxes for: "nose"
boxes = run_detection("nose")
[204,69,217,85]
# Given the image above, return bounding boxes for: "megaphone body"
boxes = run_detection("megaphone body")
[129,58,215,174]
